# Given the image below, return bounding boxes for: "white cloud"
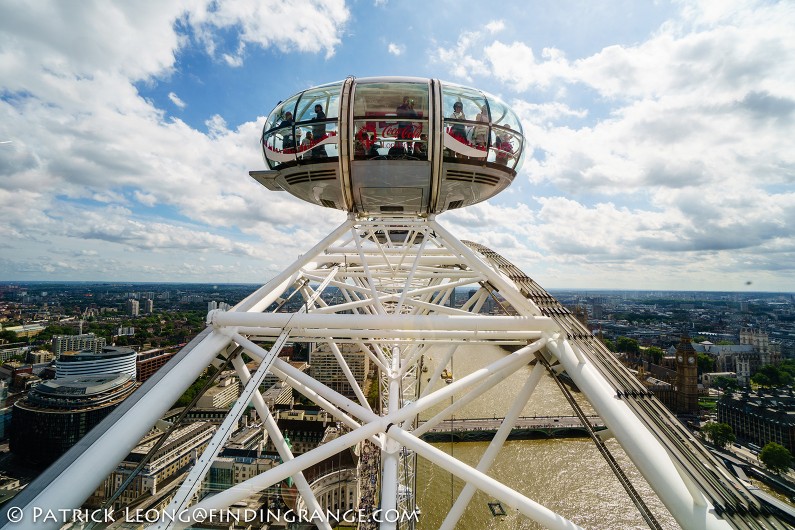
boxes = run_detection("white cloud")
[387,43,404,56]
[0,0,353,282]
[168,92,186,108]
[1,0,793,290]
[425,1,795,290]
[430,30,492,82]
[134,191,158,207]
[485,20,505,34]
[189,0,351,60]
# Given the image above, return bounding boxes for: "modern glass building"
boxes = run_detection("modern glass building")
[10,374,138,466]
[252,76,525,216]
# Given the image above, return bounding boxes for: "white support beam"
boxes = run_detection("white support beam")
[229,356,331,530]
[236,217,354,313]
[13,330,233,530]
[380,347,402,530]
[545,338,730,530]
[439,360,547,530]
[385,426,583,530]
[210,312,556,332]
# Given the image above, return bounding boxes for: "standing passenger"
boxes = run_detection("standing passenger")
[449,102,467,142]
[473,105,489,148]
[396,96,418,141]
[311,104,328,157]
[279,111,297,149]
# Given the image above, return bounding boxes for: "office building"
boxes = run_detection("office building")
[309,343,370,400]
[196,373,240,409]
[136,347,178,382]
[10,373,138,466]
[52,333,106,357]
[55,346,137,380]
[718,389,795,454]
[89,422,215,510]
[126,299,139,317]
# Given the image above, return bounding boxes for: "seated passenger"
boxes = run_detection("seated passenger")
[300,131,314,153]
[413,134,428,159]
[388,143,406,157]
[495,126,514,165]
[368,135,382,157]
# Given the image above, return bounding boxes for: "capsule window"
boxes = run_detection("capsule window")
[440,82,488,159]
[352,82,429,160]
[262,95,301,168]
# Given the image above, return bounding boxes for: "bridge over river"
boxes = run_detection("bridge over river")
[418,415,605,442]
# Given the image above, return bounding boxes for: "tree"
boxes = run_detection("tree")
[646,346,664,365]
[697,353,714,375]
[759,442,792,474]
[616,337,640,355]
[0,329,18,343]
[751,372,771,387]
[702,422,736,449]
[751,364,793,388]
[601,338,616,352]
[712,376,738,392]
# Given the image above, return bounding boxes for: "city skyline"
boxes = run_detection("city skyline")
[1,1,793,292]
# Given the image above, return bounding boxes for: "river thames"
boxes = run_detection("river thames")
[414,344,679,529]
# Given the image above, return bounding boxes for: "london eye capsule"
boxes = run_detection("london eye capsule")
[250,76,525,216]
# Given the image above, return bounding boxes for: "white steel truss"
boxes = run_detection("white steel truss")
[8,214,779,530]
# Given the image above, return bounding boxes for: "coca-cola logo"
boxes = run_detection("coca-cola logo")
[381,124,423,139]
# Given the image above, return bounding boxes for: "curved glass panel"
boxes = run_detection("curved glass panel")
[440,82,488,159]
[294,82,342,160]
[488,126,521,168]
[352,81,429,160]
[484,93,524,170]
[262,94,301,168]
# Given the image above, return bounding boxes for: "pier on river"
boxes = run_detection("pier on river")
[418,415,604,442]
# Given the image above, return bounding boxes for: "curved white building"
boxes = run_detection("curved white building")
[55,346,137,380]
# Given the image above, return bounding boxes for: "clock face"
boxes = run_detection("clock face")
[688,356,695,364]
[677,355,683,362]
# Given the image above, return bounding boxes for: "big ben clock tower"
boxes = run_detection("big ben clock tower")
[675,335,699,414]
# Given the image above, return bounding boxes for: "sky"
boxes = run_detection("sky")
[0,0,793,292]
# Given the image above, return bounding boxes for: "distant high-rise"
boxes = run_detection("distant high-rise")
[143,298,153,314]
[126,299,139,316]
[309,343,369,399]
[52,333,106,358]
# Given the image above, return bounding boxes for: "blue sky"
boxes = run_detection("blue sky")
[1,0,793,291]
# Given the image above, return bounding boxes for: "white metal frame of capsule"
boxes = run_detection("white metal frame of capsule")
[251,76,526,216]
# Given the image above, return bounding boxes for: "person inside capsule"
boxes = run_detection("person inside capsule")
[311,104,327,157]
[278,111,298,149]
[450,101,466,141]
[396,96,418,142]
